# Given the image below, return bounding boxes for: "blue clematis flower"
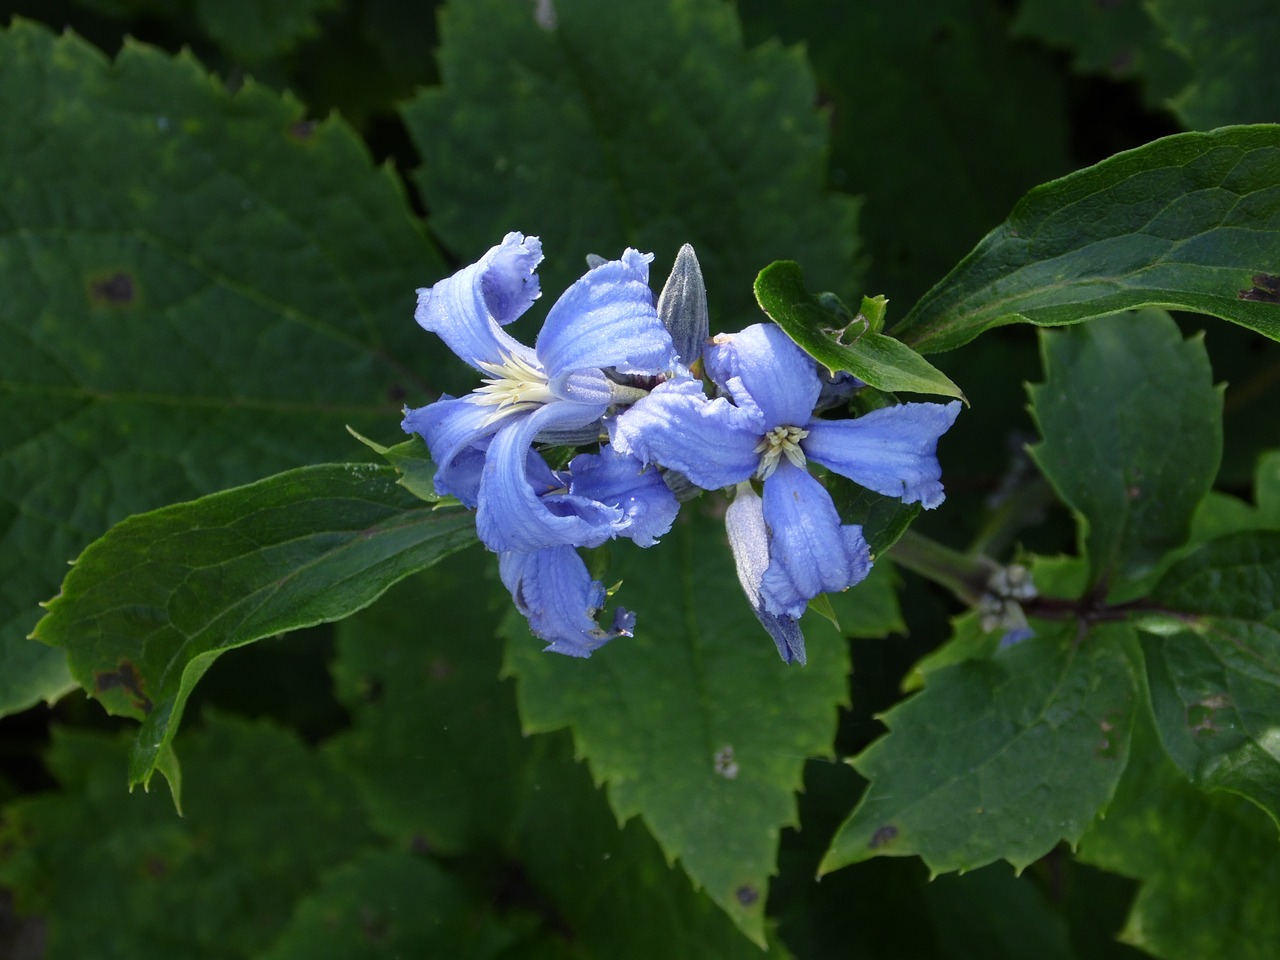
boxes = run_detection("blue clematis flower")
[402,232,679,554]
[611,322,960,662]
[493,443,678,656]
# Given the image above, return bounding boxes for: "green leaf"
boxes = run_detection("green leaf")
[194,0,341,62]
[403,0,861,325]
[0,714,374,959]
[31,463,477,791]
[0,21,458,715]
[346,427,443,503]
[502,510,849,946]
[754,261,965,400]
[894,126,1280,354]
[821,625,1137,876]
[327,547,791,957]
[824,559,906,640]
[1149,0,1280,129]
[1139,530,1280,826]
[258,849,525,960]
[1077,712,1280,960]
[1027,310,1222,591]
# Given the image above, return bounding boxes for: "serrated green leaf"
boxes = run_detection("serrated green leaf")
[0,714,374,959]
[754,261,965,400]
[258,849,524,960]
[1077,712,1280,960]
[1140,530,1280,827]
[1011,0,1191,107]
[1149,0,1280,129]
[32,463,477,791]
[0,20,459,715]
[502,509,849,946]
[821,625,1137,876]
[195,0,340,62]
[327,548,791,957]
[894,126,1280,354]
[403,0,860,326]
[1027,310,1222,592]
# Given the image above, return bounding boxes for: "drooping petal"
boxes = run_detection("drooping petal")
[476,401,620,553]
[565,445,679,547]
[401,394,497,506]
[803,400,961,509]
[760,461,871,619]
[535,248,677,377]
[704,323,822,429]
[500,546,632,657]
[725,483,807,665]
[414,232,541,371]
[608,379,762,490]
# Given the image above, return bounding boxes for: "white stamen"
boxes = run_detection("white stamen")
[474,352,555,425]
[754,425,809,480]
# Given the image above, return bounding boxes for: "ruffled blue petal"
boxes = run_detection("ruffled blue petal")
[608,379,761,490]
[704,323,821,429]
[476,401,619,553]
[414,232,541,371]
[803,400,961,509]
[565,445,679,547]
[401,394,497,506]
[725,484,807,665]
[500,546,632,657]
[536,249,677,377]
[760,461,871,619]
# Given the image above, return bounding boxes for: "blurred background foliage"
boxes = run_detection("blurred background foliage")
[1,0,1278,957]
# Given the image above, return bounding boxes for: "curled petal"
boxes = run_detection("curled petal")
[725,483,807,665]
[401,394,496,506]
[476,401,619,553]
[609,379,761,490]
[760,462,871,619]
[500,547,632,657]
[704,323,821,429]
[803,400,961,509]
[565,445,679,547]
[414,232,541,371]
[536,248,677,377]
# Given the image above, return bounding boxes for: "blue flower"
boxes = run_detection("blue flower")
[402,232,679,554]
[494,443,678,657]
[611,322,961,662]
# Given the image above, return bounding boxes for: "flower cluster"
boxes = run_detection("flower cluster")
[403,233,960,661]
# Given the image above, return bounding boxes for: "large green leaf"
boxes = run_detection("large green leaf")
[1027,310,1222,591]
[821,625,1137,876]
[0,715,375,960]
[1077,714,1280,960]
[1149,0,1280,130]
[257,849,524,960]
[894,126,1280,354]
[0,20,458,715]
[327,549,791,957]
[753,260,964,400]
[403,0,860,325]
[194,0,341,62]
[32,463,477,791]
[1139,530,1280,826]
[503,509,849,946]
